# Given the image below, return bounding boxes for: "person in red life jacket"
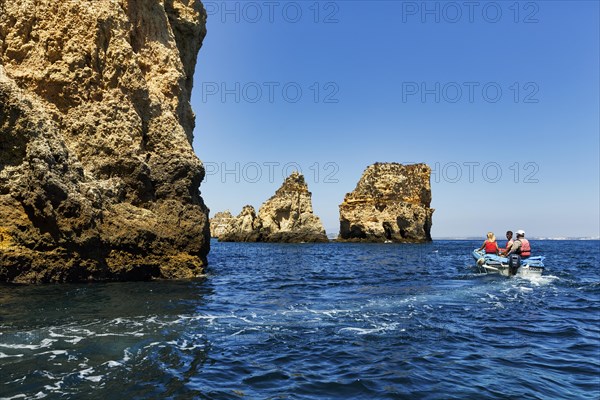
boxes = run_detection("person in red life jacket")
[500,230,514,256]
[505,230,531,258]
[478,232,500,255]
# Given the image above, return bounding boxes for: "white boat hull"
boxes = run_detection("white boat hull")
[473,249,545,277]
[478,263,545,277]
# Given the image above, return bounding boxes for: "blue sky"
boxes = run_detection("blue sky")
[191,1,599,238]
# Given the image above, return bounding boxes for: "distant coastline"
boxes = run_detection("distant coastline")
[432,237,600,241]
[320,233,600,242]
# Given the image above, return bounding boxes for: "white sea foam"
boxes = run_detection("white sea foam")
[48,328,94,344]
[43,380,63,392]
[122,349,133,362]
[93,332,144,337]
[166,339,203,350]
[78,368,102,382]
[339,326,385,335]
[0,352,24,359]
[143,342,161,349]
[48,331,84,344]
[235,315,255,324]
[65,328,95,336]
[0,394,27,400]
[525,275,559,286]
[10,391,47,400]
[112,317,143,327]
[0,339,56,350]
[38,350,68,360]
[172,314,218,326]
[105,360,122,368]
[339,322,400,336]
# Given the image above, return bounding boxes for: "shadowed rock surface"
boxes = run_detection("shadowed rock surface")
[219,173,328,243]
[0,0,210,283]
[338,163,434,243]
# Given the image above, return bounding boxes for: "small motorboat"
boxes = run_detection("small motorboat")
[472,249,545,277]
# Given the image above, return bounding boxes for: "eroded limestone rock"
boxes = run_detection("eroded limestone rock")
[218,173,328,243]
[338,163,434,242]
[218,206,262,242]
[209,211,234,239]
[0,0,210,282]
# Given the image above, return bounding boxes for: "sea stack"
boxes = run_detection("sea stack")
[219,172,328,243]
[258,172,328,242]
[209,211,235,239]
[219,206,262,242]
[338,163,434,242]
[0,1,210,282]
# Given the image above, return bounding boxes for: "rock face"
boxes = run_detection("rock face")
[209,211,234,238]
[258,172,328,242]
[339,163,434,242]
[0,1,210,283]
[219,173,328,243]
[219,206,262,242]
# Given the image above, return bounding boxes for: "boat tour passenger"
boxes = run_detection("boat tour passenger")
[505,230,531,258]
[478,232,500,255]
[500,230,514,256]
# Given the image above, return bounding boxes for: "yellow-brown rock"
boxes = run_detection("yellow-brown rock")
[218,205,263,242]
[0,0,209,283]
[219,173,328,243]
[209,211,234,239]
[339,163,434,242]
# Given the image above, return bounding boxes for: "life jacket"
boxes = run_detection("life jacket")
[517,238,531,257]
[484,240,498,254]
[505,239,514,251]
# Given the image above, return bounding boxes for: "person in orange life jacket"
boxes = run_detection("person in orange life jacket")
[478,232,500,255]
[505,230,531,258]
[500,230,514,256]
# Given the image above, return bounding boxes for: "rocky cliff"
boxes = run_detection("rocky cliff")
[0,0,210,283]
[219,172,328,243]
[339,163,433,242]
[209,210,234,238]
[218,206,262,242]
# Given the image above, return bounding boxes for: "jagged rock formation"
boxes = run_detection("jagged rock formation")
[258,172,328,242]
[209,210,234,238]
[0,1,210,283]
[339,163,434,242]
[219,206,262,242]
[219,172,328,243]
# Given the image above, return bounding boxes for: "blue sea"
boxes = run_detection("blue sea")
[1,240,599,399]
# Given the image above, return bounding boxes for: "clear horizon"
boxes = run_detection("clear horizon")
[192,1,600,239]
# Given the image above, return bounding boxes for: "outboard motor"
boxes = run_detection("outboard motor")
[508,254,521,276]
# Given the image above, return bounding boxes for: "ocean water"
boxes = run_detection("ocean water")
[0,240,598,399]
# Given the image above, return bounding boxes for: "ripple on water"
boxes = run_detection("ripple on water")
[0,240,599,399]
